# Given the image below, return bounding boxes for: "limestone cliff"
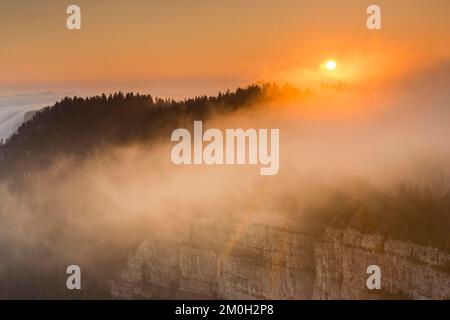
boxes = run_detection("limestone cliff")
[314,228,450,299]
[111,219,450,300]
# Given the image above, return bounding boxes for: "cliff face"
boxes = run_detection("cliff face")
[111,219,450,300]
[314,228,450,299]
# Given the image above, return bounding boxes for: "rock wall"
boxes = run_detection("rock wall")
[315,228,450,299]
[111,219,450,300]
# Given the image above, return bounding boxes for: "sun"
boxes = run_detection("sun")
[325,60,337,71]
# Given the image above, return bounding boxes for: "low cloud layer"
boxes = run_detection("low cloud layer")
[0,59,449,298]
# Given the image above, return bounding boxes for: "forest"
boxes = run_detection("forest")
[0,83,449,254]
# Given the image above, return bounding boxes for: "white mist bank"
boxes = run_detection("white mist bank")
[0,105,40,140]
[0,92,66,140]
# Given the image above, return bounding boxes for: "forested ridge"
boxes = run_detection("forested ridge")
[0,83,300,177]
[0,83,449,252]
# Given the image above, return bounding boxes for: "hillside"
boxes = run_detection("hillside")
[0,84,449,251]
[0,84,300,178]
[0,83,449,299]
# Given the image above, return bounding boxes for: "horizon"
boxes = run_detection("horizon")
[1,0,449,96]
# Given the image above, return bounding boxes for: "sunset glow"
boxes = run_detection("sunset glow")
[0,0,450,303]
[0,0,449,96]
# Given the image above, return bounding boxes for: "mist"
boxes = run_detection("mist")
[0,59,449,298]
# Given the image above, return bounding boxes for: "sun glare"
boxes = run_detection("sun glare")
[325,60,337,71]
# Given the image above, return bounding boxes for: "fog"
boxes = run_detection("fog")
[0,92,68,140]
[0,60,449,298]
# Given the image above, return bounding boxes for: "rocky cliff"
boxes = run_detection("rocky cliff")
[314,228,450,299]
[111,218,450,300]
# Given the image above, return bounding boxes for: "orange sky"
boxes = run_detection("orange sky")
[0,0,449,96]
